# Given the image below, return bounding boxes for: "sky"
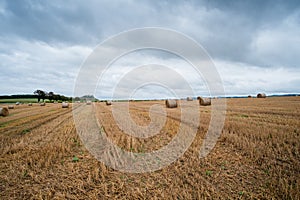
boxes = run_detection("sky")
[0,0,299,99]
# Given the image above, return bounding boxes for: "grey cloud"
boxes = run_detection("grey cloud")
[2,0,299,67]
[0,0,299,96]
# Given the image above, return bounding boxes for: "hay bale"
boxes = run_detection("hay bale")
[199,97,211,106]
[86,101,92,105]
[165,99,178,108]
[15,102,20,105]
[106,100,112,106]
[40,102,46,106]
[248,95,252,98]
[187,97,193,101]
[257,93,266,98]
[62,102,69,108]
[8,105,14,109]
[28,103,33,106]
[0,107,9,117]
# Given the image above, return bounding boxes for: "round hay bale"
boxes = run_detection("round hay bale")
[15,102,20,105]
[0,107,9,117]
[187,97,193,101]
[40,102,46,106]
[106,100,112,106]
[257,93,266,98]
[62,102,69,108]
[86,101,92,105]
[248,95,252,98]
[199,97,211,106]
[8,105,14,109]
[28,103,33,106]
[165,99,178,108]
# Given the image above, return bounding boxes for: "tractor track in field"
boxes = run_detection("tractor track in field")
[17,104,86,148]
[0,104,82,137]
[94,103,191,152]
[96,102,206,135]
[0,104,72,129]
[127,104,207,130]
[0,105,62,125]
[0,104,85,155]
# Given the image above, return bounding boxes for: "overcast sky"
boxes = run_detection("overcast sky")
[0,0,299,98]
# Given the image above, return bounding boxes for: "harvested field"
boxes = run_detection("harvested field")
[0,97,300,199]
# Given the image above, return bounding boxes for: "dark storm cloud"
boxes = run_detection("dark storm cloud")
[174,0,300,67]
[1,0,299,66]
[0,0,97,44]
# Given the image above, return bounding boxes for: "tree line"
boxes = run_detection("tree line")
[0,90,97,102]
[33,90,72,102]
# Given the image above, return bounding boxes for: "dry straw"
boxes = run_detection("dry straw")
[62,102,69,108]
[257,93,266,98]
[198,97,211,106]
[0,107,9,117]
[165,99,178,108]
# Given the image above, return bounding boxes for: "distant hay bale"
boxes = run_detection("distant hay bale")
[248,95,252,98]
[106,100,112,106]
[257,93,266,98]
[28,103,33,106]
[86,101,92,105]
[15,102,20,105]
[199,97,211,106]
[187,97,193,101]
[165,99,178,108]
[8,105,14,109]
[0,107,9,117]
[62,102,69,108]
[40,102,46,106]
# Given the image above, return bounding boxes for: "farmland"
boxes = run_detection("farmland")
[0,97,299,199]
[0,98,39,104]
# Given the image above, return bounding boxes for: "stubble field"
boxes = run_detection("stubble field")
[0,97,299,199]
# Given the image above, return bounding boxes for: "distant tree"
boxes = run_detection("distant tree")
[53,94,59,101]
[48,92,54,101]
[60,95,68,102]
[34,90,46,102]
